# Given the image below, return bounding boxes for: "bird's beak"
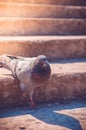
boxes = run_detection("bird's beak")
[42,63,47,69]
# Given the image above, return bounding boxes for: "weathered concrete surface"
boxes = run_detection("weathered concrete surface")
[0,0,86,6]
[0,3,86,18]
[0,59,86,108]
[0,101,86,130]
[0,18,86,36]
[0,36,86,61]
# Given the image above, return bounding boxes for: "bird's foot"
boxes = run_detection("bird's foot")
[29,101,37,110]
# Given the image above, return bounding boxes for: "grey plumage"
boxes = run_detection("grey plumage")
[0,54,51,108]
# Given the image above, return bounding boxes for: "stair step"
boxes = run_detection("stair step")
[0,59,86,108]
[0,0,86,6]
[0,3,86,18]
[0,36,86,60]
[0,18,86,36]
[0,101,86,130]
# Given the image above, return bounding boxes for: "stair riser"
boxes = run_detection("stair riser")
[0,19,86,35]
[0,68,86,108]
[0,4,86,18]
[0,39,86,60]
[0,0,86,5]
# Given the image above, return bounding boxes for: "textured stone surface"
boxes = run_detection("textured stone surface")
[0,18,85,36]
[0,3,86,18]
[0,0,86,5]
[0,36,86,61]
[0,59,86,108]
[0,101,86,130]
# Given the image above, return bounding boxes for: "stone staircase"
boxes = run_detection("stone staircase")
[0,0,86,109]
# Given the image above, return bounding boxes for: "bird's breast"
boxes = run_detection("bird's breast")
[31,67,51,84]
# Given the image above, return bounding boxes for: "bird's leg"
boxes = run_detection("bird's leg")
[29,89,36,109]
[30,98,36,109]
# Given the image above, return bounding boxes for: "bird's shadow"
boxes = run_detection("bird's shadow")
[0,101,86,130]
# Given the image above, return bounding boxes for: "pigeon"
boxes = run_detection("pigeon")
[0,54,51,108]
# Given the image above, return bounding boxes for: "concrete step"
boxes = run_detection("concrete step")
[0,100,86,130]
[0,101,86,130]
[0,0,86,6]
[0,36,86,60]
[0,18,86,36]
[0,3,86,18]
[0,59,86,108]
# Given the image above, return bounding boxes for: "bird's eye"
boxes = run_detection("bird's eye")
[41,58,46,62]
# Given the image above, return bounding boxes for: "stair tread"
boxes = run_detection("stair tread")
[0,3,86,18]
[0,18,85,36]
[0,36,86,41]
[51,59,86,74]
[0,36,86,60]
[0,0,86,6]
[0,59,86,77]
[0,2,86,7]
[0,17,86,19]
[0,101,86,130]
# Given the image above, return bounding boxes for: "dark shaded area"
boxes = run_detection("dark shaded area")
[0,101,86,130]
[52,58,86,64]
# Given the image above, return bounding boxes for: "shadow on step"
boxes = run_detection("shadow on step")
[53,58,86,64]
[0,101,86,130]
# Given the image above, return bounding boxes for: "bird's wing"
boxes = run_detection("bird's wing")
[15,57,37,84]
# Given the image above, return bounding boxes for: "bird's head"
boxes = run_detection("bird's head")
[31,55,51,83]
[35,55,48,70]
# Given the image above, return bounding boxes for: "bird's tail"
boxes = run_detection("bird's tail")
[0,54,21,83]
[0,54,15,70]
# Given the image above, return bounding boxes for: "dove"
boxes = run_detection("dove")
[0,54,51,108]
